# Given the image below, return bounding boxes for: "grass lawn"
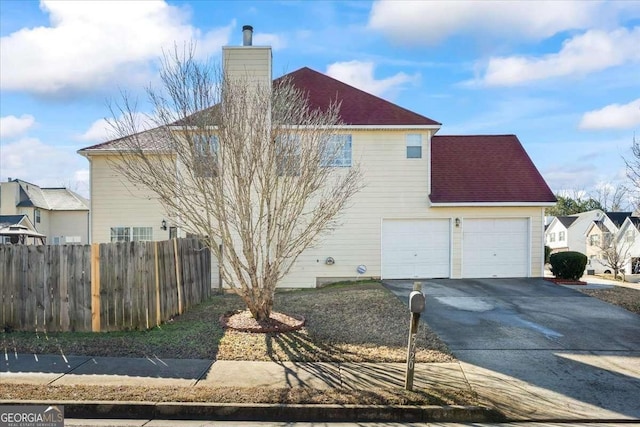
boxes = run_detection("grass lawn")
[1,281,453,363]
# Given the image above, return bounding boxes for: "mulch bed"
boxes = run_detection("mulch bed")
[545,278,587,286]
[220,309,305,333]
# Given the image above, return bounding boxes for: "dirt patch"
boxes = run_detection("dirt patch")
[0,383,477,406]
[220,310,305,333]
[577,287,640,315]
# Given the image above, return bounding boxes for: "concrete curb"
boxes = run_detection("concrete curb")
[1,401,505,423]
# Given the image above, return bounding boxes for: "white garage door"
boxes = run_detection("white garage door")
[382,219,451,279]
[462,218,529,278]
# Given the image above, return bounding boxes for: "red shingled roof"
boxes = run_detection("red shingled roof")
[280,67,440,126]
[430,135,556,204]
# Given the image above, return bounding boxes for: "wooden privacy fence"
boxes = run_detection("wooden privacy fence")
[0,238,211,332]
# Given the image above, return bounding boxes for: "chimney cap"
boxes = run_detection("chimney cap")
[242,25,253,46]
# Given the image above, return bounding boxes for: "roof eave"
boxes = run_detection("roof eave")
[430,201,557,207]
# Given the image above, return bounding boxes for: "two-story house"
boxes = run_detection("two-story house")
[545,210,604,255]
[584,211,634,273]
[616,216,640,275]
[0,178,90,245]
[78,29,556,288]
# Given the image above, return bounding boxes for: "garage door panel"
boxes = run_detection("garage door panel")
[463,218,529,278]
[382,219,450,279]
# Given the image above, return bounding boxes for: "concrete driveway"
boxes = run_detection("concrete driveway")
[383,278,640,421]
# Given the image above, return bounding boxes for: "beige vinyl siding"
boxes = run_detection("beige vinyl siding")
[278,130,546,287]
[88,155,220,288]
[223,46,272,86]
[89,156,169,244]
[49,210,90,244]
[86,129,546,289]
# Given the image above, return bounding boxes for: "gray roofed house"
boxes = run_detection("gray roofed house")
[0,179,90,245]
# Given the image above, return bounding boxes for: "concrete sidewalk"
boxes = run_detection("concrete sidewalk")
[1,354,499,423]
[3,352,639,422]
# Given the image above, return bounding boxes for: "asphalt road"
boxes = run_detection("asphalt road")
[383,278,640,420]
[64,421,629,426]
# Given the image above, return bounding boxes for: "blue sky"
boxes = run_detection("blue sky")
[1,0,639,201]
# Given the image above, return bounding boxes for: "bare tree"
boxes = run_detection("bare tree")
[626,134,640,212]
[626,134,640,189]
[108,46,362,321]
[591,182,630,212]
[596,230,634,280]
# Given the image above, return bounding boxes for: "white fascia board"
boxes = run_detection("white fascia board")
[168,125,219,131]
[430,201,556,207]
[168,124,442,131]
[280,124,441,131]
[77,149,173,156]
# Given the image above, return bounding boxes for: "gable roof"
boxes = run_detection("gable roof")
[557,216,579,228]
[604,211,633,228]
[281,67,440,126]
[80,67,441,154]
[8,179,89,211]
[429,135,556,204]
[0,214,31,228]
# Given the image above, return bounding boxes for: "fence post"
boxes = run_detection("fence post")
[91,243,101,332]
[173,238,183,314]
[154,241,161,326]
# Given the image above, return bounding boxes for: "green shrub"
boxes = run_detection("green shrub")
[549,251,587,280]
[544,245,552,264]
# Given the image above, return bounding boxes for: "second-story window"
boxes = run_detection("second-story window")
[34,208,41,223]
[193,134,219,177]
[549,232,556,242]
[406,134,422,159]
[276,134,301,176]
[559,231,565,241]
[322,134,352,167]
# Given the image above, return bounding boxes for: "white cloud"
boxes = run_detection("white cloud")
[253,33,287,50]
[478,27,640,86]
[77,113,158,143]
[325,60,418,98]
[0,137,89,196]
[368,0,623,44]
[579,98,640,130]
[77,118,112,143]
[0,114,36,139]
[0,0,233,96]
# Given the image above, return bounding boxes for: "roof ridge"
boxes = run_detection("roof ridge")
[281,67,441,125]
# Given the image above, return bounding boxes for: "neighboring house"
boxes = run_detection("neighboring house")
[78,30,556,288]
[545,210,604,255]
[0,214,45,244]
[0,179,90,245]
[584,211,634,274]
[614,216,640,275]
[545,216,577,252]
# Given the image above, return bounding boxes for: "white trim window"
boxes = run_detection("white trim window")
[110,227,153,242]
[34,208,41,223]
[322,134,352,167]
[406,134,422,159]
[559,231,565,241]
[276,134,301,176]
[193,134,219,177]
[549,232,556,243]
[626,230,635,243]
